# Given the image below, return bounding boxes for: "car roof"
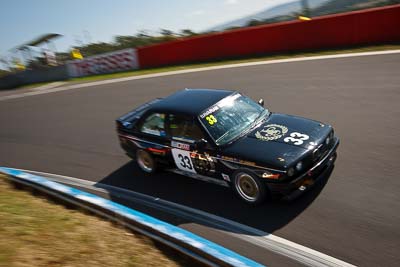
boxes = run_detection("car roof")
[150,89,235,117]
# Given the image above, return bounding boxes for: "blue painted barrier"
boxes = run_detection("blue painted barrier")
[0,167,264,267]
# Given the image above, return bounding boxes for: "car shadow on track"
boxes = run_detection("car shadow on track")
[96,161,333,235]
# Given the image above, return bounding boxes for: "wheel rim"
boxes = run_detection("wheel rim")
[137,150,154,173]
[235,173,259,202]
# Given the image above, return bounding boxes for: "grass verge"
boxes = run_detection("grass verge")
[18,43,400,89]
[0,175,192,267]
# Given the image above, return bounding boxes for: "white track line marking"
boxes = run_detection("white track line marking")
[11,168,357,267]
[32,81,68,91]
[1,49,399,102]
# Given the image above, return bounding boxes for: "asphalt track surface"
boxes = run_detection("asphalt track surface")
[1,53,399,266]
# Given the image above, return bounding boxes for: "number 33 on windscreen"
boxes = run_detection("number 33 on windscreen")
[171,149,197,174]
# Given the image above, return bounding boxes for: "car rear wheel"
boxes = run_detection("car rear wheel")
[232,171,267,205]
[136,149,156,173]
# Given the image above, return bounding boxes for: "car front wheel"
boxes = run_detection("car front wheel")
[232,171,267,205]
[136,149,156,173]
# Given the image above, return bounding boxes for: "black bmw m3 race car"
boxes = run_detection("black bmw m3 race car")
[116,89,339,205]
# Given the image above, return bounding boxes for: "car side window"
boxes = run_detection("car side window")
[140,113,167,137]
[169,114,204,141]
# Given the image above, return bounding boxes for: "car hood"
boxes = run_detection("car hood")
[221,113,331,168]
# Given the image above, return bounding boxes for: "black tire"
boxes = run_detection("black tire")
[232,170,267,205]
[136,149,157,173]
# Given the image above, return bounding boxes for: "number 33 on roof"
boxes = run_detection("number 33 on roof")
[206,115,217,125]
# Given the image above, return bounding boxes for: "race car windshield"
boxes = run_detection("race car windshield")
[199,94,269,145]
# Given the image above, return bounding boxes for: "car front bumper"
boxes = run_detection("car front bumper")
[268,137,340,201]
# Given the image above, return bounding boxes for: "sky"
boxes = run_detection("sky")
[0,0,296,58]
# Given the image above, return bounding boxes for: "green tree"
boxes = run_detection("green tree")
[180,29,197,36]
[301,0,311,17]
[247,19,263,27]
[160,29,174,36]
[0,69,10,78]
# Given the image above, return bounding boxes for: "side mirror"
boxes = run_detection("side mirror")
[195,138,208,149]
[258,98,264,107]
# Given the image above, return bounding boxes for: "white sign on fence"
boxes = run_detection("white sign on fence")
[67,48,139,78]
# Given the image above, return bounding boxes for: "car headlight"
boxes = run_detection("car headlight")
[325,136,330,145]
[326,130,334,145]
[296,161,303,171]
[287,167,295,177]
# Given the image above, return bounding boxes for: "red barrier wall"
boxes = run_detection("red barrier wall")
[137,5,400,68]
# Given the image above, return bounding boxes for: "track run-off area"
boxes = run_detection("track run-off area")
[1,51,399,266]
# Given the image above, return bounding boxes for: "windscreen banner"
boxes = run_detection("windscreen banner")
[67,48,139,77]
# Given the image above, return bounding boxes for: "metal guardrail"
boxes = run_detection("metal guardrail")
[0,167,264,267]
[0,65,69,89]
